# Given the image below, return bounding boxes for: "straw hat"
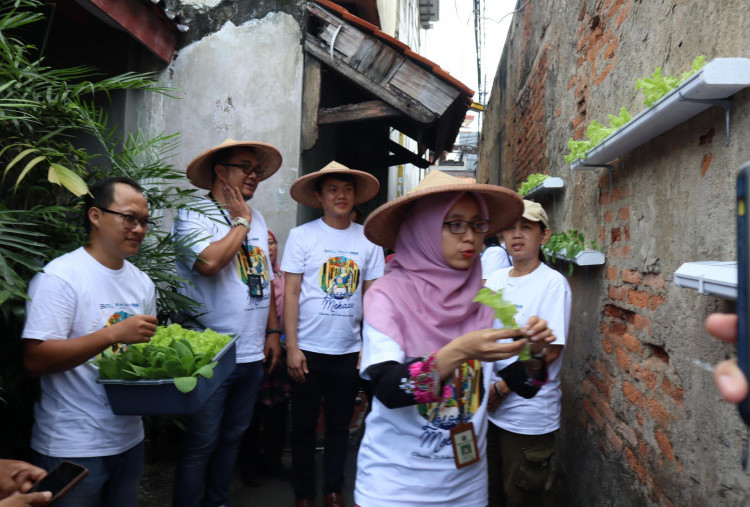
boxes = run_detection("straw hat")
[290,161,380,208]
[186,138,283,190]
[364,170,523,249]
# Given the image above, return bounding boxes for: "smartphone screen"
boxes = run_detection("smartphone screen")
[28,460,88,501]
[736,162,750,424]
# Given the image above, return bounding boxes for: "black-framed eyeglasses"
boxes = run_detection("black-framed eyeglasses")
[443,219,490,235]
[222,162,264,179]
[97,206,157,230]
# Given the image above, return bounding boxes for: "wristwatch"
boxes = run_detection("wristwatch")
[231,217,250,230]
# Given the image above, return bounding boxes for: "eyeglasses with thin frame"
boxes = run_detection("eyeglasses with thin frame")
[97,206,157,230]
[221,162,264,179]
[442,219,490,235]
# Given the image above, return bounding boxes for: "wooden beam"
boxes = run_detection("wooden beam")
[86,0,176,63]
[305,34,437,124]
[387,140,431,168]
[301,57,322,151]
[318,100,402,125]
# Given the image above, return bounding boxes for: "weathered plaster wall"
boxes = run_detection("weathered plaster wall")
[479,1,750,505]
[137,10,303,250]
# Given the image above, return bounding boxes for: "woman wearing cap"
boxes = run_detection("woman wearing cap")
[485,200,572,507]
[355,171,555,507]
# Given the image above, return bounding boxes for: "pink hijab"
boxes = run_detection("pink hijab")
[363,192,494,357]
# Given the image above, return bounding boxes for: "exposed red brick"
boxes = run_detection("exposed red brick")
[646,398,671,428]
[636,413,645,426]
[622,269,642,284]
[615,348,631,372]
[606,266,619,280]
[643,273,665,290]
[611,228,622,243]
[627,290,650,308]
[567,75,578,90]
[634,314,653,335]
[603,336,614,354]
[556,107,562,117]
[606,424,623,451]
[588,371,609,396]
[600,227,606,241]
[584,397,604,428]
[618,206,630,220]
[700,128,715,145]
[609,285,628,301]
[614,0,632,28]
[654,429,676,461]
[637,440,650,463]
[662,377,685,407]
[631,362,657,389]
[622,380,643,406]
[624,224,631,241]
[624,447,646,481]
[700,153,713,177]
[620,332,642,354]
[612,184,630,201]
[607,0,625,18]
[594,62,615,86]
[574,125,586,140]
[650,295,667,310]
[598,396,616,423]
[604,38,618,59]
[608,245,631,259]
[583,379,595,397]
[605,209,614,222]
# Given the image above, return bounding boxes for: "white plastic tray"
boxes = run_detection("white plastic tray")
[674,261,737,300]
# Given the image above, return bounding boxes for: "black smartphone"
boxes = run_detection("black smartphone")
[736,162,750,424]
[28,460,88,503]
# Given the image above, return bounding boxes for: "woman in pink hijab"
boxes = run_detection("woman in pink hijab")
[355,171,554,507]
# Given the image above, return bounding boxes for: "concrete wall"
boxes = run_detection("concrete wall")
[479,1,750,505]
[136,7,304,253]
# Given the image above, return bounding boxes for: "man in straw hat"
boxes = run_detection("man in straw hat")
[281,161,384,507]
[171,139,283,507]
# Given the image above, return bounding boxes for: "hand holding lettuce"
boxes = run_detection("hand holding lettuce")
[474,287,531,361]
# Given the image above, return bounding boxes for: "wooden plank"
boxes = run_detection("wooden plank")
[308,3,364,62]
[305,34,437,124]
[301,57,322,151]
[350,37,403,83]
[387,140,431,168]
[389,59,461,115]
[319,100,402,124]
[87,0,175,63]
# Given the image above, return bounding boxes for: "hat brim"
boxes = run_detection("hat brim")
[364,183,523,249]
[290,169,380,208]
[186,140,283,190]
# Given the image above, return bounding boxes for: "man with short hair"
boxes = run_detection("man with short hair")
[282,161,384,507]
[23,176,158,507]
[171,139,283,507]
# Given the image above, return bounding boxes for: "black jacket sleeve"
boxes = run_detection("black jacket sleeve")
[365,357,436,409]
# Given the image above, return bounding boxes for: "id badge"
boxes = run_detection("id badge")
[450,422,479,468]
[247,274,263,298]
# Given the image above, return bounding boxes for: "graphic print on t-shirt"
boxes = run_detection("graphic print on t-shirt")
[318,256,360,300]
[236,245,270,288]
[416,360,483,454]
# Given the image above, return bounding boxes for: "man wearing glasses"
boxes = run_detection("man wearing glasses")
[171,139,283,507]
[22,176,158,506]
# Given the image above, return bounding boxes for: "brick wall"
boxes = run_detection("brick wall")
[479,0,750,504]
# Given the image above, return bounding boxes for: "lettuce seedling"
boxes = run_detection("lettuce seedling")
[474,288,531,360]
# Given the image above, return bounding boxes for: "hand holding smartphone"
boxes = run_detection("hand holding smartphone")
[27,461,88,504]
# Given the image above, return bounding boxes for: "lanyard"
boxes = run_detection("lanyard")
[206,193,254,265]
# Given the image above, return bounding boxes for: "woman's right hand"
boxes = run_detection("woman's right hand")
[435,328,527,379]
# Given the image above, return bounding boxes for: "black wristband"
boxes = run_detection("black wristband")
[492,382,506,398]
[265,328,282,336]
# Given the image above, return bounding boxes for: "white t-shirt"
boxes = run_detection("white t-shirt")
[485,264,571,434]
[355,322,488,507]
[173,198,273,363]
[280,219,384,354]
[22,247,155,457]
[481,244,512,280]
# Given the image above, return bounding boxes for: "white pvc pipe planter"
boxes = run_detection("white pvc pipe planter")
[674,261,737,300]
[544,248,606,266]
[571,57,750,171]
[523,176,564,200]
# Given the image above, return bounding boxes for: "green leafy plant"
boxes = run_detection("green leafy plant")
[565,55,706,162]
[518,174,549,196]
[92,325,233,393]
[474,288,531,360]
[543,230,601,276]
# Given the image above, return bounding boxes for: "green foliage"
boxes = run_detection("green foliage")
[543,229,601,276]
[0,0,201,451]
[565,55,706,162]
[517,173,549,196]
[92,325,233,393]
[474,288,518,329]
[635,55,706,107]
